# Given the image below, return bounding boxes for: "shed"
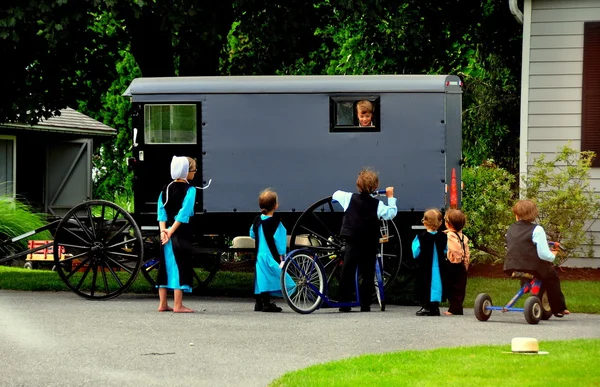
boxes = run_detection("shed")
[0,107,116,217]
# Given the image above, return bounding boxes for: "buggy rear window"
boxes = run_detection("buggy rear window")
[144,104,198,144]
[329,96,380,133]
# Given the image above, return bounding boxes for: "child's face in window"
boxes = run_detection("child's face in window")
[358,110,373,126]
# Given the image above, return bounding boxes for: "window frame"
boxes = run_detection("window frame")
[329,96,381,133]
[582,21,600,167]
[143,103,199,145]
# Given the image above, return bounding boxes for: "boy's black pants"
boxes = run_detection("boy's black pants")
[444,263,467,315]
[538,268,567,313]
[339,238,377,309]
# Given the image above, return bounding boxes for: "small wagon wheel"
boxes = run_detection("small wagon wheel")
[53,200,143,300]
[289,195,403,293]
[140,235,220,294]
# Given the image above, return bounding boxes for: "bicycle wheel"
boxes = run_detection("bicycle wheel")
[289,195,403,289]
[375,254,385,311]
[281,250,326,314]
[53,200,143,300]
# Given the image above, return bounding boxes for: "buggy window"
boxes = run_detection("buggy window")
[329,96,380,133]
[144,104,198,144]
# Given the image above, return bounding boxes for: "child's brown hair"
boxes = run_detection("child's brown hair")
[445,209,466,231]
[356,100,374,114]
[422,208,443,230]
[512,199,538,222]
[356,168,379,194]
[258,188,278,215]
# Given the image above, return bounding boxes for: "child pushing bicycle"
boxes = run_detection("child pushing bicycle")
[503,199,570,317]
[332,168,397,312]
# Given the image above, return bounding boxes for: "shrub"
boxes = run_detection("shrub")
[461,162,517,263]
[523,145,600,266]
[0,196,52,259]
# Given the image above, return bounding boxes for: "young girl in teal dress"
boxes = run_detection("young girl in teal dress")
[250,188,294,312]
[156,156,197,313]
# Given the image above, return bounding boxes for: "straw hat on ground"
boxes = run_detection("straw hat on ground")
[507,337,549,355]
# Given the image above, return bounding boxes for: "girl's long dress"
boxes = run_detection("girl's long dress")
[250,215,295,296]
[157,183,196,292]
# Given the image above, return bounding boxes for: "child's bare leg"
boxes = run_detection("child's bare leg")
[173,289,194,313]
[158,288,172,312]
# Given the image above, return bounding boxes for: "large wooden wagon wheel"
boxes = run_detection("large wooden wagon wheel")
[53,200,143,300]
[289,195,403,300]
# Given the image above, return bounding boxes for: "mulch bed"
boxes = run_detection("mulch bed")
[468,263,600,281]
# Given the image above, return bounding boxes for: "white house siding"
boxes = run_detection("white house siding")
[522,0,600,266]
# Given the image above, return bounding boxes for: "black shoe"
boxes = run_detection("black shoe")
[429,307,441,316]
[360,306,371,312]
[339,306,352,312]
[263,302,282,313]
[416,307,431,316]
[254,302,263,312]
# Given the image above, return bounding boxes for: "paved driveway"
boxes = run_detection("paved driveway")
[1,291,599,387]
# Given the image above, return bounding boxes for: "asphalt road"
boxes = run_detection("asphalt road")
[1,290,599,387]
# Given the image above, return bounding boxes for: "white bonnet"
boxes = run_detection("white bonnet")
[170,156,189,180]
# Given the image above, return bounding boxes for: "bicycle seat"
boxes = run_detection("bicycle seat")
[511,271,534,280]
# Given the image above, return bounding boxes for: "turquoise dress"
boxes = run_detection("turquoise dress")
[412,231,443,302]
[157,186,195,293]
[250,215,295,296]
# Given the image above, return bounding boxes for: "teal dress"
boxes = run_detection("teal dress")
[250,215,295,296]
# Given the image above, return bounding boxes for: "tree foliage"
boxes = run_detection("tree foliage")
[523,145,600,265]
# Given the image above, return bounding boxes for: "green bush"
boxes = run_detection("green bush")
[0,196,52,257]
[524,144,600,266]
[462,162,517,262]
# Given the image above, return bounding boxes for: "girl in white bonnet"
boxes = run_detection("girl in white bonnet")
[156,156,197,313]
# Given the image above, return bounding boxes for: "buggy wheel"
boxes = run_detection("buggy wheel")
[53,200,143,300]
[524,296,542,325]
[474,293,493,321]
[289,196,403,290]
[140,235,220,294]
[540,288,552,320]
[281,250,326,314]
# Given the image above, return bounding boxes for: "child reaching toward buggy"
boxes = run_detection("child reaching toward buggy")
[332,168,397,312]
[504,200,570,317]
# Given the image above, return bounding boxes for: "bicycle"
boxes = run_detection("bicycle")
[280,191,392,314]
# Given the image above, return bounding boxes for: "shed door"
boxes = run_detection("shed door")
[45,139,92,217]
[0,136,16,197]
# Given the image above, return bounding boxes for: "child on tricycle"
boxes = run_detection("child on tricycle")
[503,200,570,318]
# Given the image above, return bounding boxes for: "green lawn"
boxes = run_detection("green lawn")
[269,339,600,387]
[0,266,598,313]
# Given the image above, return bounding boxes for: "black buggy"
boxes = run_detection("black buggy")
[0,75,463,300]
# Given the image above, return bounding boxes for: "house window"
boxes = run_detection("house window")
[582,22,600,167]
[329,96,381,133]
[0,135,16,197]
[144,104,198,144]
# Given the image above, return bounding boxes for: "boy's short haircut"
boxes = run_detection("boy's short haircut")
[445,209,466,231]
[512,200,538,222]
[356,100,374,114]
[356,168,379,194]
[422,208,443,230]
[259,188,278,215]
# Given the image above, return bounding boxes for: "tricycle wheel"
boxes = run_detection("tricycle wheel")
[53,200,143,300]
[474,293,493,321]
[24,261,35,270]
[524,296,542,325]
